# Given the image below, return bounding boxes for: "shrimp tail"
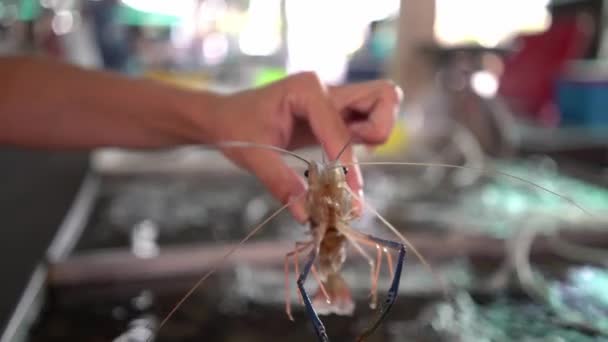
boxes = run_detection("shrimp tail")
[313,273,355,316]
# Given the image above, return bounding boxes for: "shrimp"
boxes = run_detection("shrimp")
[283,151,413,342]
[145,140,595,342]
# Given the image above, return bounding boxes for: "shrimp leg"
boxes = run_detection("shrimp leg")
[342,233,378,309]
[285,241,313,321]
[297,247,330,342]
[354,234,406,342]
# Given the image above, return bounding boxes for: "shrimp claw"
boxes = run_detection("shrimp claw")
[356,235,407,342]
[297,248,330,342]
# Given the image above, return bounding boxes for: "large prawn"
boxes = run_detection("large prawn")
[143,140,595,342]
[281,143,416,342]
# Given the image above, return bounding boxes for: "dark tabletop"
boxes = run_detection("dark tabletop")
[0,148,89,336]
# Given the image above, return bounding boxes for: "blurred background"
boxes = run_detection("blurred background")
[1,0,608,341]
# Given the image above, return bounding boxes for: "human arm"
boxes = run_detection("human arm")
[0,55,402,221]
[0,55,218,149]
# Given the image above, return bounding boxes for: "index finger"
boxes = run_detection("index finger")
[286,72,364,198]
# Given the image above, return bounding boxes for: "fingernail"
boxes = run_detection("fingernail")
[354,189,365,217]
[353,156,364,188]
[394,84,404,102]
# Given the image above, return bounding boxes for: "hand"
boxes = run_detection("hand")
[202,72,402,222]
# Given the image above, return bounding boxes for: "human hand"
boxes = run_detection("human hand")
[201,72,402,222]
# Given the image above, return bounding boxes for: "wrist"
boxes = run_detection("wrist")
[171,87,226,144]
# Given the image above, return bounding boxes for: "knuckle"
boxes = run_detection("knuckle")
[298,71,321,83]
[292,71,323,90]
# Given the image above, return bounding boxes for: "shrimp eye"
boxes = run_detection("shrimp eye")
[342,166,348,175]
[304,170,309,178]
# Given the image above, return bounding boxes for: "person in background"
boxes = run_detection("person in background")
[346,20,385,82]
[0,55,402,222]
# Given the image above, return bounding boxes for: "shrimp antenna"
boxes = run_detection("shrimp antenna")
[334,137,354,163]
[315,138,328,164]
[192,141,311,166]
[153,191,307,337]
[120,140,311,167]
[340,161,594,217]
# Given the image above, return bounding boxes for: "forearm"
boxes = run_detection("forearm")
[0,56,221,149]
